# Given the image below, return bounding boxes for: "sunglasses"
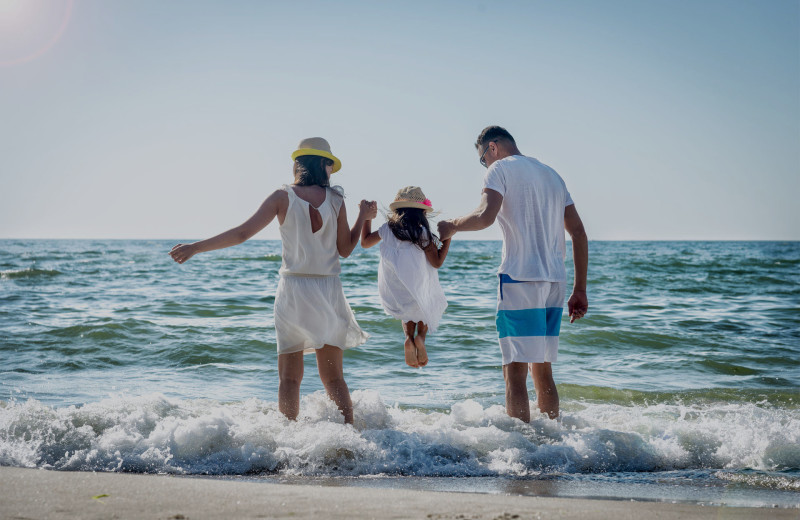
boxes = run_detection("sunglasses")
[479,141,496,167]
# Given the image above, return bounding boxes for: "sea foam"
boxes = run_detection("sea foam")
[1,391,798,479]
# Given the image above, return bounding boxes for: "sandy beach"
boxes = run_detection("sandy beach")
[0,466,791,519]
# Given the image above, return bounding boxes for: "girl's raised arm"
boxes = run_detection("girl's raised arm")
[424,237,451,269]
[169,189,288,264]
[360,217,381,249]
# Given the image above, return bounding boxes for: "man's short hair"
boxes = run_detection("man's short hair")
[475,125,515,150]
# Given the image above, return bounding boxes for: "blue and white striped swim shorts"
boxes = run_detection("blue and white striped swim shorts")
[496,274,566,365]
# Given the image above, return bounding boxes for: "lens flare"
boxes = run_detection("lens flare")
[0,0,73,66]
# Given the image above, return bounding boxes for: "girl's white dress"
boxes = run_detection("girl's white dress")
[273,186,368,355]
[377,223,447,333]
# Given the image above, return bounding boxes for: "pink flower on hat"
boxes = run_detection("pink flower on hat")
[422,199,432,207]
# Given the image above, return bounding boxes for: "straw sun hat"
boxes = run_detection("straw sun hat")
[291,137,342,173]
[389,186,434,213]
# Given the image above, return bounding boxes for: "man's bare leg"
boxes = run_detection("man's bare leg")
[413,321,428,367]
[530,362,559,419]
[503,362,530,422]
[403,321,419,367]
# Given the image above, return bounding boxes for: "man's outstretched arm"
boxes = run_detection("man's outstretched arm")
[438,189,503,240]
[564,204,588,323]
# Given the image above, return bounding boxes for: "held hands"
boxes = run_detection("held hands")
[169,243,197,264]
[567,290,588,323]
[437,220,457,241]
[359,200,378,220]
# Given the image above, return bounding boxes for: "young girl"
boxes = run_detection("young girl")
[361,186,450,368]
[169,137,375,424]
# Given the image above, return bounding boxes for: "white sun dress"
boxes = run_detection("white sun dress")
[273,185,368,355]
[377,223,448,333]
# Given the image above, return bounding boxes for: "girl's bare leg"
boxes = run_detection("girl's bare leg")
[278,351,304,420]
[403,321,419,368]
[413,321,428,367]
[316,345,354,424]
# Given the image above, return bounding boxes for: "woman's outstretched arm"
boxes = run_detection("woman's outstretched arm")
[169,189,287,264]
[337,200,377,258]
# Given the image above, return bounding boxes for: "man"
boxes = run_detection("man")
[438,126,588,421]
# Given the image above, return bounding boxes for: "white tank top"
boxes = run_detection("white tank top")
[279,185,343,276]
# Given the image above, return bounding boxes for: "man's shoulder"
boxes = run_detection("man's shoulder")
[497,156,556,179]
[500,155,547,171]
[519,156,565,183]
[520,155,554,171]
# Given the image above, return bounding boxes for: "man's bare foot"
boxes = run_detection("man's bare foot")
[404,337,419,367]
[413,334,428,367]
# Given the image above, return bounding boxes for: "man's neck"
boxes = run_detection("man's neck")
[496,144,522,161]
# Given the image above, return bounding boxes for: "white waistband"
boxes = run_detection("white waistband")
[280,272,338,278]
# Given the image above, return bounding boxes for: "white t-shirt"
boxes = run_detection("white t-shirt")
[483,155,574,282]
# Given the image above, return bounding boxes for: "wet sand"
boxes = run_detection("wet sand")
[0,466,791,519]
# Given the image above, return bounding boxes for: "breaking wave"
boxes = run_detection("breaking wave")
[1,391,798,479]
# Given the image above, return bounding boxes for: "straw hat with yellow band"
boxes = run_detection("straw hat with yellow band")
[389,186,434,213]
[291,137,342,173]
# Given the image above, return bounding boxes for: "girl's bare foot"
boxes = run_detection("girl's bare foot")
[413,335,428,367]
[414,321,429,367]
[402,321,419,368]
[404,337,419,367]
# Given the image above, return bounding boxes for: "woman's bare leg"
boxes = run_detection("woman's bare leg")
[413,321,428,367]
[530,362,559,419]
[316,345,354,424]
[403,321,419,368]
[278,351,304,420]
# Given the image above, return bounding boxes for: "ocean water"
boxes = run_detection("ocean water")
[1,239,798,508]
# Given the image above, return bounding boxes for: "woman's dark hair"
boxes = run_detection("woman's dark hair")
[293,155,334,187]
[388,207,438,250]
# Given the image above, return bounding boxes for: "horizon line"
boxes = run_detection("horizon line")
[1,237,799,243]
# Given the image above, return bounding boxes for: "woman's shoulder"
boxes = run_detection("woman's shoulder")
[269,187,292,201]
[326,185,344,197]
[273,187,292,203]
[326,186,345,212]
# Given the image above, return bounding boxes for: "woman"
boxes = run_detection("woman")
[169,137,374,424]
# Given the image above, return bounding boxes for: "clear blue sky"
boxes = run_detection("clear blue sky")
[1,0,798,240]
